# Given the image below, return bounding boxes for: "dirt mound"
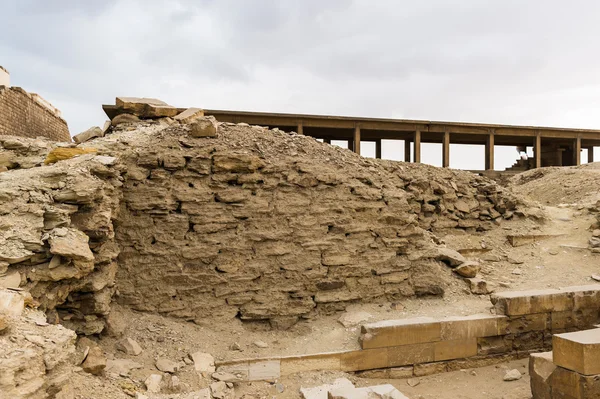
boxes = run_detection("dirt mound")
[509,163,600,206]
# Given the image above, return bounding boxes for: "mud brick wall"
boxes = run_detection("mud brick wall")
[0,86,70,141]
[215,284,600,380]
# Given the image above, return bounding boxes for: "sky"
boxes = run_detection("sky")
[2,0,600,170]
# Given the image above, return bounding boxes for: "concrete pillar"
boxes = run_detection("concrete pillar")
[534,134,542,168]
[353,125,361,155]
[414,131,421,163]
[485,132,495,171]
[297,121,304,135]
[574,137,581,166]
[375,139,382,159]
[404,140,411,162]
[442,131,450,168]
[589,147,595,163]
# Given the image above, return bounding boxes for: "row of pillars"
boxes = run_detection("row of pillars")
[297,123,592,170]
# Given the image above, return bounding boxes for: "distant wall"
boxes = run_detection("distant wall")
[0,86,70,142]
[0,66,9,86]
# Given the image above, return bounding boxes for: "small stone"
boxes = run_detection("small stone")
[454,261,480,278]
[590,237,600,248]
[210,381,228,399]
[0,271,20,289]
[0,315,8,331]
[276,382,284,393]
[253,340,269,348]
[229,342,242,351]
[511,268,522,275]
[116,338,143,356]
[189,117,218,138]
[211,371,240,383]
[73,126,104,144]
[191,352,215,374]
[390,302,405,311]
[593,229,600,238]
[503,369,522,381]
[168,375,181,391]
[407,378,421,387]
[548,249,559,255]
[145,374,162,393]
[337,311,373,328]
[156,358,178,373]
[592,275,600,282]
[507,256,524,265]
[82,346,106,375]
[467,277,493,295]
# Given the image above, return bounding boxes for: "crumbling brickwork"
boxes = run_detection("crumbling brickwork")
[0,86,70,142]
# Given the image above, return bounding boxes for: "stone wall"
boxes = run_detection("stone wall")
[0,118,532,333]
[0,86,70,142]
[108,121,527,328]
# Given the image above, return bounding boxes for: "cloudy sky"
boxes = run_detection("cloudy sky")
[3,0,600,169]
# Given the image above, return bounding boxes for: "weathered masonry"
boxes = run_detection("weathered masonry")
[102,106,600,171]
[0,66,70,142]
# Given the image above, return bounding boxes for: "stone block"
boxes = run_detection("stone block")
[360,317,441,349]
[115,97,177,118]
[569,285,600,310]
[551,311,577,331]
[529,352,555,399]
[389,366,414,379]
[499,313,548,334]
[433,338,477,361]
[73,126,104,144]
[340,348,389,372]
[477,336,513,355]
[491,289,572,316]
[247,360,280,381]
[0,289,25,316]
[280,352,342,375]
[549,366,583,398]
[44,147,98,165]
[174,107,204,122]
[387,343,435,367]
[553,329,600,375]
[440,314,504,340]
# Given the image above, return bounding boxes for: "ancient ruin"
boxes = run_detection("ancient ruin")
[2,95,600,398]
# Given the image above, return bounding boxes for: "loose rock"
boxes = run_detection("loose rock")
[503,369,522,381]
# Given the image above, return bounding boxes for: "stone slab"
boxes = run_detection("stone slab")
[491,289,572,316]
[434,338,478,361]
[440,314,505,340]
[387,343,435,368]
[506,234,563,247]
[247,360,280,381]
[340,348,389,372]
[360,316,441,349]
[553,329,600,376]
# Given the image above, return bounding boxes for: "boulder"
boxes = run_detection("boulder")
[144,373,162,393]
[191,351,215,375]
[155,357,178,373]
[467,277,493,295]
[73,127,104,144]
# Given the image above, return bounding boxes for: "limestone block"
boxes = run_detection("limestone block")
[247,360,280,381]
[491,288,572,316]
[433,338,478,361]
[499,313,548,334]
[115,97,177,118]
[387,343,435,368]
[553,329,600,375]
[440,314,504,340]
[549,366,582,398]
[174,107,204,122]
[360,317,441,349]
[529,352,555,399]
[280,352,342,375]
[568,284,600,310]
[340,348,389,371]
